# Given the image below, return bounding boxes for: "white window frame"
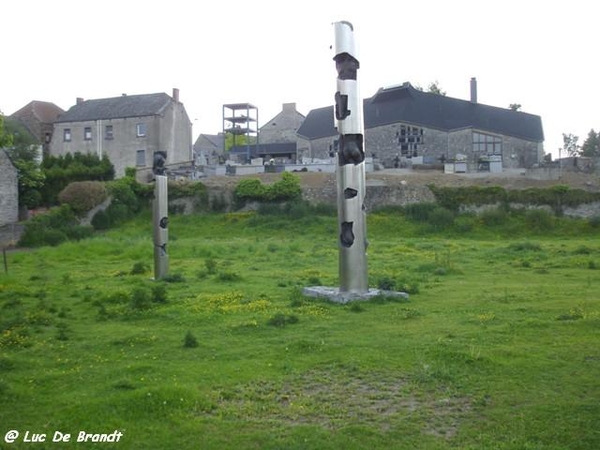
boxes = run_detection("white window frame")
[136,123,147,137]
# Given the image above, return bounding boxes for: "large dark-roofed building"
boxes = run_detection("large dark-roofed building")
[296,80,544,169]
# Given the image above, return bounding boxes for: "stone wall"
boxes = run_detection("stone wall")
[0,150,18,227]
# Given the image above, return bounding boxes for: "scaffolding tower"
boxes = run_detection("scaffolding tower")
[223,103,259,163]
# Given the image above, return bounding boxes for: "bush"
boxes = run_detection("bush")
[151,284,168,304]
[480,207,508,227]
[168,180,207,200]
[403,202,438,222]
[428,207,455,231]
[234,179,266,203]
[524,208,555,232]
[234,172,301,206]
[91,210,111,230]
[18,205,92,247]
[267,313,299,327]
[41,152,115,205]
[130,287,152,311]
[429,185,508,212]
[183,331,199,348]
[58,181,108,215]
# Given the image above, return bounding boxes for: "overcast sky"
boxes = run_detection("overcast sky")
[2,0,598,157]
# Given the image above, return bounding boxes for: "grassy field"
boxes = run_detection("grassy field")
[1,208,599,449]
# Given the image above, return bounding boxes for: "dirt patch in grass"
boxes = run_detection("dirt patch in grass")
[209,368,471,438]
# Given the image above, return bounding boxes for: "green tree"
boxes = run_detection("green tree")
[426,80,447,96]
[580,129,599,157]
[509,103,522,111]
[41,152,115,205]
[2,116,45,209]
[562,133,580,157]
[224,131,255,152]
[414,81,447,96]
[0,112,14,147]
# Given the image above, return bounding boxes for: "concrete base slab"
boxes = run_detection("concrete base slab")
[302,286,409,304]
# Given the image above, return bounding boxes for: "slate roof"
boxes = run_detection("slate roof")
[194,133,224,151]
[55,93,172,123]
[10,101,64,123]
[296,82,544,142]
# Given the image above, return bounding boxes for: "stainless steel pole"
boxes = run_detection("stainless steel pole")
[333,21,368,293]
[153,174,169,279]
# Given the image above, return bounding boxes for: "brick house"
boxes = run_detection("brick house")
[9,101,64,156]
[0,150,18,226]
[50,89,192,178]
[296,79,544,170]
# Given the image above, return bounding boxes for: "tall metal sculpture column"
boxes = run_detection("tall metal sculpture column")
[152,151,169,280]
[333,20,368,294]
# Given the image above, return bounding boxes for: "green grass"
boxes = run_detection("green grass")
[1,210,599,449]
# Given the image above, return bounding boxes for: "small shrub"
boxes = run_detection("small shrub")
[233,172,301,206]
[217,271,242,282]
[205,258,218,274]
[55,323,70,341]
[18,204,83,247]
[480,207,508,227]
[91,209,111,230]
[348,302,365,313]
[289,288,307,307]
[524,208,555,231]
[103,203,130,226]
[377,276,396,291]
[113,379,136,390]
[508,242,542,252]
[588,216,600,228]
[267,313,299,327]
[307,276,321,285]
[168,180,207,200]
[234,179,266,203]
[162,273,185,283]
[151,284,168,303]
[183,331,199,348]
[130,287,152,311]
[403,203,438,222]
[428,207,455,231]
[58,181,107,215]
[573,245,592,255]
[130,262,149,275]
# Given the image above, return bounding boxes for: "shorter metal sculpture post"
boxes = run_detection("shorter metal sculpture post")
[334,20,368,294]
[152,152,169,280]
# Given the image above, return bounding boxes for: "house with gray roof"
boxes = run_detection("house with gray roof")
[50,89,192,178]
[194,133,225,165]
[9,100,64,156]
[296,79,544,170]
[259,103,305,146]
